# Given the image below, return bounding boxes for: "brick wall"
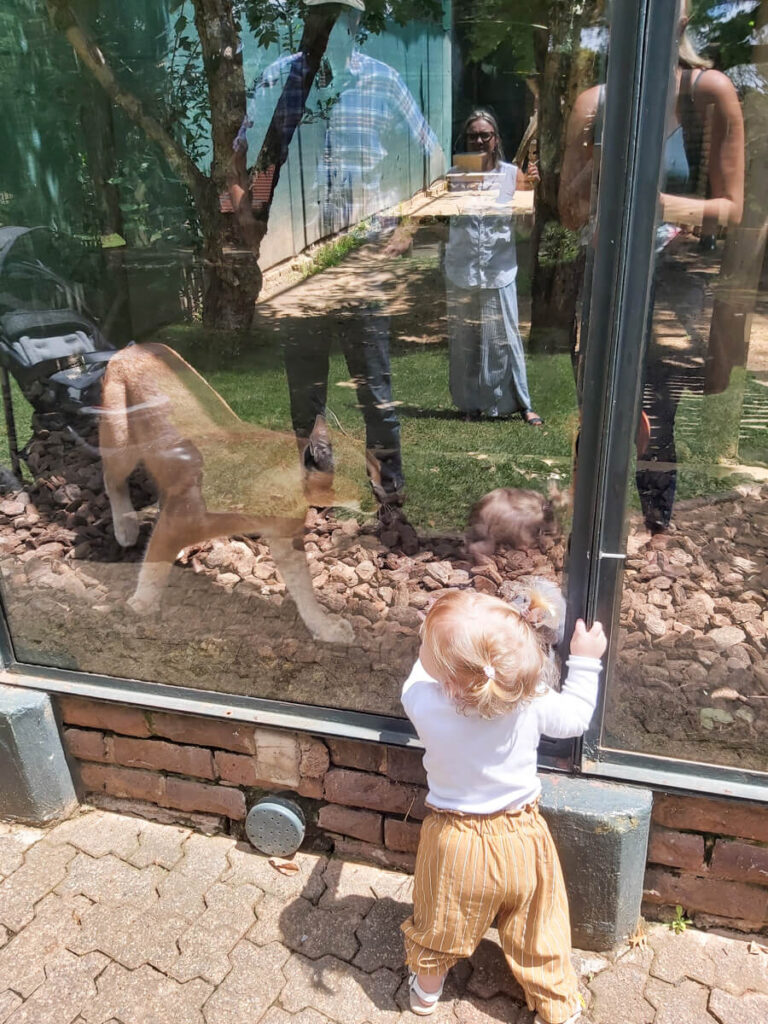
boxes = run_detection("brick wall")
[643,793,768,933]
[57,695,768,932]
[57,696,426,871]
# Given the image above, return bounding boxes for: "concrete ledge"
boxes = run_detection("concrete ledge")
[540,774,652,951]
[0,685,78,824]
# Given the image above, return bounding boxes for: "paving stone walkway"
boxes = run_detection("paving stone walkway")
[0,808,766,1024]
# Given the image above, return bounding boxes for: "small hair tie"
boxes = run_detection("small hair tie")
[483,664,496,681]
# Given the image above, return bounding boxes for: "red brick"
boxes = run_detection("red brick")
[318,805,383,844]
[385,747,426,785]
[643,866,768,924]
[79,763,165,804]
[149,711,255,754]
[652,793,768,843]
[647,827,705,872]
[297,777,324,799]
[334,835,416,873]
[64,728,109,764]
[324,768,427,818]
[59,697,150,738]
[385,817,422,854]
[299,736,330,778]
[327,738,386,773]
[709,839,768,886]
[109,736,214,780]
[214,751,265,786]
[163,777,246,820]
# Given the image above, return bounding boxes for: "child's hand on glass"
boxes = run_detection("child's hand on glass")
[570,619,607,659]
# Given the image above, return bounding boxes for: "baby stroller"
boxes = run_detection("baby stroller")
[0,226,116,476]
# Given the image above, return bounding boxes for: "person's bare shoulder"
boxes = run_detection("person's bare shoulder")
[693,68,740,109]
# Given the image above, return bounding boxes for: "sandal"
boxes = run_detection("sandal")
[408,972,444,1016]
[523,410,544,427]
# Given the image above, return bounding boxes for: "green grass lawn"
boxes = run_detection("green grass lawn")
[1,307,765,533]
[153,323,578,531]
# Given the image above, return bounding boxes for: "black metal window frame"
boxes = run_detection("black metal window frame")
[0,0,765,801]
[574,0,768,803]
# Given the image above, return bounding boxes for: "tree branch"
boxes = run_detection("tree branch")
[46,0,210,206]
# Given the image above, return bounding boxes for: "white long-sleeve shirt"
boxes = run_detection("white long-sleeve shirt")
[401,655,602,814]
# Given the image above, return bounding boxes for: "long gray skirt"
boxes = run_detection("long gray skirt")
[447,281,532,416]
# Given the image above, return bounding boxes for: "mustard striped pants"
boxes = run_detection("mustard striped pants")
[401,803,581,1024]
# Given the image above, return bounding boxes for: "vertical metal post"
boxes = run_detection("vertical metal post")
[565,0,680,764]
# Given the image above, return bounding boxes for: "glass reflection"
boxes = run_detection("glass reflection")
[0,0,608,718]
[603,0,768,772]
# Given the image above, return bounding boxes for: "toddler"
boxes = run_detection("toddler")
[400,586,606,1024]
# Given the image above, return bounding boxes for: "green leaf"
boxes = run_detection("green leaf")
[100,232,127,248]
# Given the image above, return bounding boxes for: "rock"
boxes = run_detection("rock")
[708,625,747,651]
[356,560,376,583]
[425,561,452,586]
[700,707,734,730]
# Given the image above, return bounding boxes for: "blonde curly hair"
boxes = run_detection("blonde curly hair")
[420,589,557,719]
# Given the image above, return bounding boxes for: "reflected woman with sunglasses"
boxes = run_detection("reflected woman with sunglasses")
[444,111,542,425]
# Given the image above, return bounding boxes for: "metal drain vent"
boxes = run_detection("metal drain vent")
[245,796,306,857]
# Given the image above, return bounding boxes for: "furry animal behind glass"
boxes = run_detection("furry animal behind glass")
[98,342,364,643]
[466,483,570,561]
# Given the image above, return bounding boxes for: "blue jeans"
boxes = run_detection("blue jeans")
[283,307,404,503]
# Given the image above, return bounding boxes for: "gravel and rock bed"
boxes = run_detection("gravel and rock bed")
[1,424,766,773]
[0,425,563,716]
[608,487,768,772]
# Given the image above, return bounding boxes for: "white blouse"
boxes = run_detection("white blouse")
[401,654,602,814]
[443,161,519,291]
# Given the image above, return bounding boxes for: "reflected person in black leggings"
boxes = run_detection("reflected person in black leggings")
[559,1,744,532]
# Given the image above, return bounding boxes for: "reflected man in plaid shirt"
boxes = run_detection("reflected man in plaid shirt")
[234,0,443,544]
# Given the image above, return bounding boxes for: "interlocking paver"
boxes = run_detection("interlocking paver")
[647,926,718,986]
[465,934,525,1001]
[0,828,44,880]
[0,992,22,1024]
[453,992,527,1024]
[709,987,768,1024]
[588,948,656,1024]
[223,845,327,903]
[128,821,190,869]
[246,893,288,947]
[81,961,212,1024]
[357,867,412,904]
[280,954,401,1024]
[0,892,91,998]
[48,811,142,860]
[0,812,764,1024]
[354,899,409,973]
[0,842,77,931]
[202,939,288,1024]
[645,977,717,1024]
[4,949,107,1024]
[68,901,188,971]
[319,860,377,915]
[708,936,768,997]
[168,883,262,985]
[261,1008,332,1024]
[156,834,235,921]
[57,853,165,909]
[199,882,263,932]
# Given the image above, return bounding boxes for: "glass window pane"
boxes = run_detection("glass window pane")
[0,0,608,716]
[604,0,768,772]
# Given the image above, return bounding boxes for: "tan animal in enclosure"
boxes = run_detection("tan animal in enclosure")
[466,483,570,562]
[98,342,365,643]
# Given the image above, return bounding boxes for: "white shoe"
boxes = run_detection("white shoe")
[408,972,444,1016]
